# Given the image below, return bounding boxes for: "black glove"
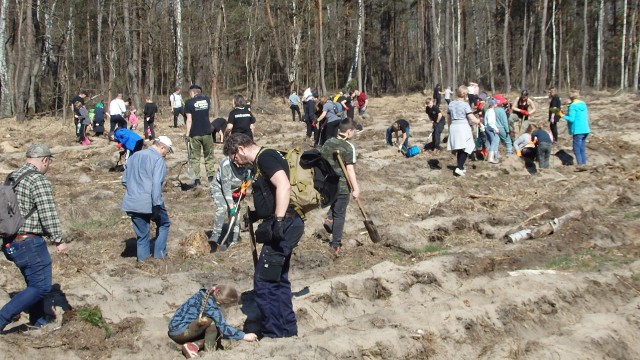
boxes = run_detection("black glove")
[151,205,161,220]
[271,218,285,243]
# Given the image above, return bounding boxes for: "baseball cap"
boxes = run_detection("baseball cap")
[493,94,507,106]
[155,136,174,153]
[189,84,202,91]
[26,144,54,158]
[487,98,498,106]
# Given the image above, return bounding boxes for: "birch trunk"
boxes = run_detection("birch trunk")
[596,0,604,90]
[485,1,495,92]
[538,0,548,93]
[348,0,363,88]
[430,0,439,84]
[288,0,301,91]
[581,0,588,89]
[502,0,511,92]
[470,0,481,81]
[123,0,140,108]
[620,0,627,89]
[0,0,13,117]
[551,0,556,84]
[635,29,640,93]
[520,1,528,89]
[172,0,184,88]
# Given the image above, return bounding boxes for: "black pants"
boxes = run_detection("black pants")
[109,114,127,136]
[432,120,446,149]
[144,118,155,140]
[549,120,558,143]
[322,121,341,145]
[79,123,88,143]
[290,105,301,122]
[456,150,468,170]
[173,107,185,127]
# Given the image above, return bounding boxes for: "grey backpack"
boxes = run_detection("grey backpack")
[0,170,38,238]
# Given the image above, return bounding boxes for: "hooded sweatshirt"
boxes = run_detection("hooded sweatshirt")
[562,100,589,135]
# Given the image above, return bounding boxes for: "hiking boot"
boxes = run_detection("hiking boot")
[182,342,200,358]
[322,217,333,234]
[454,168,466,177]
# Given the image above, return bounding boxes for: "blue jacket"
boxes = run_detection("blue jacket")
[494,107,509,132]
[168,288,245,340]
[121,147,166,213]
[562,100,589,135]
[114,128,143,151]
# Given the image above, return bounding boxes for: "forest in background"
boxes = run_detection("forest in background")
[0,0,639,121]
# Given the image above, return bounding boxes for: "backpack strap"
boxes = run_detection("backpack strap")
[5,169,39,220]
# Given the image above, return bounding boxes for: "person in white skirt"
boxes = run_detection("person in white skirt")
[447,86,480,176]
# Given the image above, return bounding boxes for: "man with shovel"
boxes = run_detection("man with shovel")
[223,133,304,339]
[320,118,361,256]
[184,84,215,187]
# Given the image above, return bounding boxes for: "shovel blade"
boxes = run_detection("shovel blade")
[364,220,382,243]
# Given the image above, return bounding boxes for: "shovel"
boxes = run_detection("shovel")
[335,150,382,243]
[179,138,196,187]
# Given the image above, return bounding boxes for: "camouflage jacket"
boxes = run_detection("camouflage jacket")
[212,156,249,204]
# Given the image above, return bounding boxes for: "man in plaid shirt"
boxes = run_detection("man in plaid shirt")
[0,144,68,333]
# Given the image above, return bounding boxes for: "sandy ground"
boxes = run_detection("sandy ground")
[0,91,640,360]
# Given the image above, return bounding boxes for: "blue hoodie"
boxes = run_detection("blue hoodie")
[562,100,589,135]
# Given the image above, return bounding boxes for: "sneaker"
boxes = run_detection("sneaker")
[322,217,333,234]
[182,342,200,358]
[454,168,465,177]
[331,246,342,257]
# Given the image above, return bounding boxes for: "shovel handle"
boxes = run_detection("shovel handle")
[335,150,370,221]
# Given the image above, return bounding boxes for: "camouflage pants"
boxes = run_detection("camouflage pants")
[210,189,240,244]
[168,317,221,351]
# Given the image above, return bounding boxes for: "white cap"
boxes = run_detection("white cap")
[155,136,174,153]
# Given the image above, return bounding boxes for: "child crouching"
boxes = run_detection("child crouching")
[168,285,257,358]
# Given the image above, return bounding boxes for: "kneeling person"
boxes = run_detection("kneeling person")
[320,118,361,255]
[168,284,257,358]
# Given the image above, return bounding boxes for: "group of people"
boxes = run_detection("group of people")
[392,84,590,176]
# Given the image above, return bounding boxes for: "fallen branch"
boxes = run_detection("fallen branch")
[519,210,549,227]
[615,274,640,295]
[468,193,507,201]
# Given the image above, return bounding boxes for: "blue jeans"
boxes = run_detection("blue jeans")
[485,128,499,152]
[573,134,588,165]
[386,127,410,148]
[254,215,304,338]
[0,236,52,331]
[358,107,366,116]
[128,204,171,262]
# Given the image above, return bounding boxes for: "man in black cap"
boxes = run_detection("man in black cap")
[1,144,68,333]
[184,85,215,187]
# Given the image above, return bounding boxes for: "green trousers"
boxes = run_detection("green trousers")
[190,135,215,179]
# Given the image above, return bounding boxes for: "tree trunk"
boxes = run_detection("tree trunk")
[96,0,105,91]
[15,0,35,121]
[0,0,14,117]
[348,0,364,89]
[485,1,495,92]
[123,0,140,108]
[596,0,604,90]
[635,26,640,93]
[317,0,326,95]
[430,0,440,85]
[581,0,588,89]
[210,0,224,117]
[145,0,155,98]
[470,0,481,81]
[538,0,548,93]
[172,0,184,88]
[502,0,511,92]
[288,0,301,92]
[107,0,117,101]
[520,1,529,89]
[265,0,284,69]
[620,0,627,89]
[551,0,557,85]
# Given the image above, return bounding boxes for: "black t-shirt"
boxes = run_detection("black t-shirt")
[93,107,105,122]
[211,118,227,133]
[143,102,158,119]
[253,149,289,219]
[549,96,561,121]
[425,106,441,122]
[185,94,211,137]
[228,107,256,139]
[433,85,442,103]
[394,119,410,133]
[71,95,85,115]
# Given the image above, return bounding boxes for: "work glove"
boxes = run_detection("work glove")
[271,219,285,243]
[516,151,522,157]
[521,110,529,116]
[151,205,161,220]
[558,111,565,118]
[397,144,403,151]
[232,189,241,200]
[228,207,237,216]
